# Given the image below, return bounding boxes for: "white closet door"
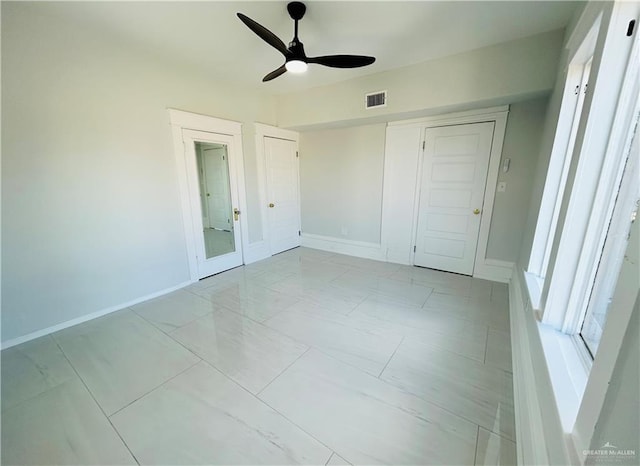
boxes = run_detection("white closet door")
[414,122,494,275]
[265,137,301,255]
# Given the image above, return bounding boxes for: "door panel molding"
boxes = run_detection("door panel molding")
[414,122,494,275]
[168,109,249,281]
[254,123,300,258]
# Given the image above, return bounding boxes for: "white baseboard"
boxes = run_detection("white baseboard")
[300,233,385,261]
[301,233,515,284]
[474,259,515,283]
[1,280,194,350]
[243,240,272,265]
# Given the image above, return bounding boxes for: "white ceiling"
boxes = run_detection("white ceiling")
[34,1,582,94]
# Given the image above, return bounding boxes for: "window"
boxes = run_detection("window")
[525,22,598,310]
[580,119,639,357]
[539,58,592,280]
[527,7,639,356]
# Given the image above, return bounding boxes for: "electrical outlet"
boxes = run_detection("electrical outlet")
[497,182,507,192]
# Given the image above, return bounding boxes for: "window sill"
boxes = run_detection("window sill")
[523,270,591,432]
[536,323,591,432]
[523,271,544,311]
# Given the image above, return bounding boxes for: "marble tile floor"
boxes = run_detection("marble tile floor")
[1,247,516,465]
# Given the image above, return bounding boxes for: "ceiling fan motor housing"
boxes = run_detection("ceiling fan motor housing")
[237,1,376,82]
[287,2,306,21]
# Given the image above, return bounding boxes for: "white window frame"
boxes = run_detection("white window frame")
[526,19,600,305]
[565,88,639,339]
[537,3,638,333]
[579,115,639,357]
[540,58,592,280]
[516,3,640,462]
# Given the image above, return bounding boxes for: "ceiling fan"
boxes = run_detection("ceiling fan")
[237,1,376,82]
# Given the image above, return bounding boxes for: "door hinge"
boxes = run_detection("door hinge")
[298,230,301,236]
[627,19,636,37]
[422,141,425,150]
[413,245,416,253]
[296,151,299,158]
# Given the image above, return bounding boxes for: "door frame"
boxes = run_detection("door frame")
[169,108,249,282]
[385,106,509,279]
[254,123,300,257]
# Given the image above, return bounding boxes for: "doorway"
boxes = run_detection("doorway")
[183,130,243,278]
[413,122,495,275]
[169,110,249,281]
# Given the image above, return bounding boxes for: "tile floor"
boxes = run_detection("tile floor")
[1,247,516,465]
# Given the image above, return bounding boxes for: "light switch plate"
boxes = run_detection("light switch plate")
[497,182,507,192]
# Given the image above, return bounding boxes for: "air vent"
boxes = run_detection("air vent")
[365,90,387,109]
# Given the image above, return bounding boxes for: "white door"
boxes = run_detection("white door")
[414,122,494,275]
[203,147,232,230]
[264,137,301,255]
[183,129,243,278]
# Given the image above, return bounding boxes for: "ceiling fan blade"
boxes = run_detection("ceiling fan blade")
[237,13,289,56]
[307,55,376,68]
[263,65,287,82]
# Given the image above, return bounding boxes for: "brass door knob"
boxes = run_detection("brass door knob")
[268,203,275,208]
[473,209,481,215]
[233,208,240,221]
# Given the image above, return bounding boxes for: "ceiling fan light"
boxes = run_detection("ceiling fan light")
[285,59,308,73]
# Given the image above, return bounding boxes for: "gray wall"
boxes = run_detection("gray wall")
[277,30,563,130]
[299,124,386,244]
[1,3,563,344]
[298,97,549,263]
[1,4,276,343]
[486,97,549,261]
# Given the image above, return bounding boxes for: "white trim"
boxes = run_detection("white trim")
[170,122,199,281]
[523,270,544,311]
[572,180,640,465]
[380,124,423,265]
[254,122,299,142]
[565,3,603,66]
[472,113,509,279]
[168,108,242,135]
[383,106,509,279]
[561,28,639,334]
[300,233,385,261]
[516,205,639,466]
[474,259,514,283]
[254,123,300,257]
[300,232,513,282]
[510,267,572,466]
[386,105,509,128]
[1,280,193,350]
[528,16,600,278]
[168,109,249,281]
[538,323,588,432]
[509,269,550,466]
[542,1,639,330]
[243,240,272,265]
